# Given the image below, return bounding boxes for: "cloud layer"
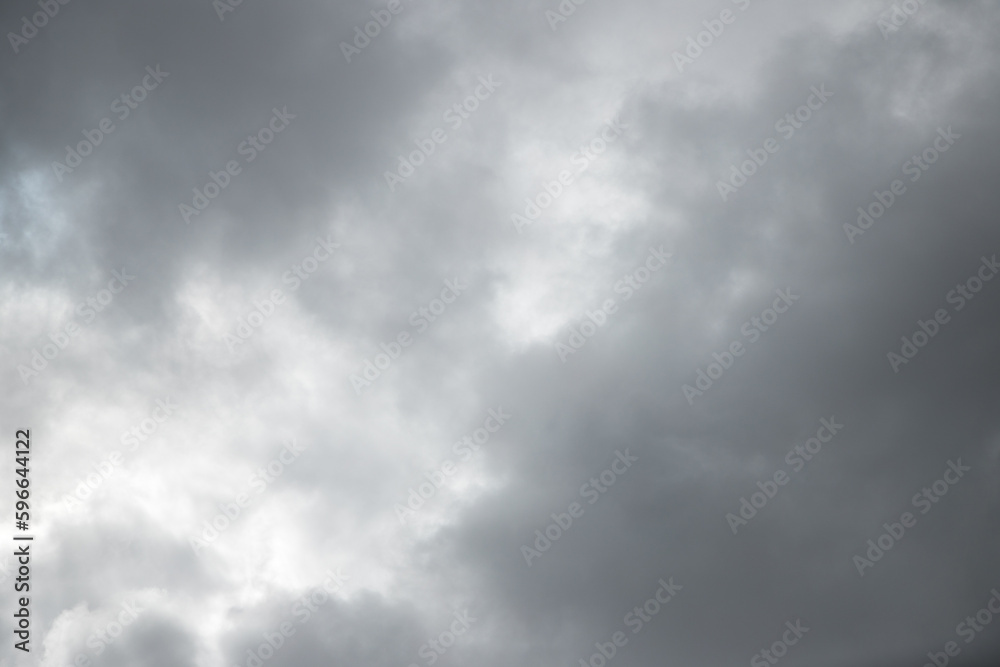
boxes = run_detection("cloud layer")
[2,1,999,666]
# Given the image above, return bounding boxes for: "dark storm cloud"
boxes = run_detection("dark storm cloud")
[0,1,998,667]
[395,8,1000,667]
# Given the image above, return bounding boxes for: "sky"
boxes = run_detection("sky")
[1,0,999,666]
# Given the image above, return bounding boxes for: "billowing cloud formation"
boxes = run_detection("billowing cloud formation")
[1,1,999,666]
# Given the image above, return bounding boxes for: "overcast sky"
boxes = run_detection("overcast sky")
[2,0,999,666]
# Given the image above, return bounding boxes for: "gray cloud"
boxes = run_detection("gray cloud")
[1,1,999,666]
